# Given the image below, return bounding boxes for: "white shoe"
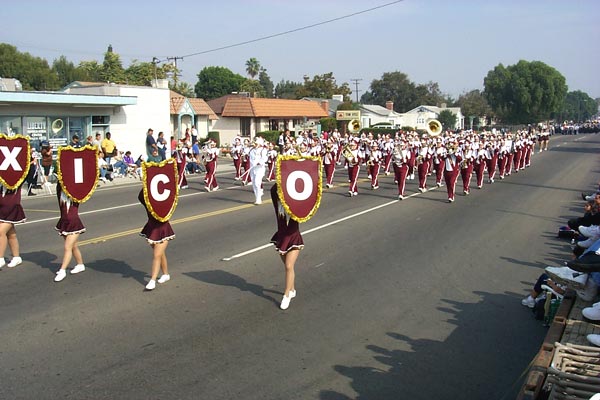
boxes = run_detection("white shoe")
[213,186,219,191]
[145,280,156,290]
[70,264,85,274]
[521,295,535,308]
[0,258,5,269]
[181,185,188,189]
[280,294,292,310]
[588,334,600,347]
[582,306,600,321]
[577,236,600,248]
[544,266,588,287]
[398,195,404,200]
[254,200,262,205]
[157,274,170,284]
[579,225,600,238]
[289,289,296,299]
[7,256,22,268]
[54,269,67,282]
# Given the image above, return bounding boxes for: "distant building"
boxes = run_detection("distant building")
[403,105,464,130]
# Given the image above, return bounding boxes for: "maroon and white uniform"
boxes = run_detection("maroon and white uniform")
[443,148,462,202]
[345,143,361,196]
[322,142,337,188]
[173,147,188,189]
[204,144,219,191]
[239,142,252,185]
[54,184,85,235]
[485,142,498,183]
[270,184,303,255]
[433,143,446,187]
[266,144,278,182]
[474,147,487,189]
[368,146,383,189]
[417,144,432,191]
[392,144,411,199]
[138,189,175,244]
[460,147,475,195]
[230,139,244,180]
[0,185,26,224]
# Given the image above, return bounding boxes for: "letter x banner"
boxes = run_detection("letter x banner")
[142,159,178,222]
[276,155,322,223]
[57,145,99,202]
[0,134,31,190]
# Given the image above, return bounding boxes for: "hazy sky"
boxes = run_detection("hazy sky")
[4,0,599,101]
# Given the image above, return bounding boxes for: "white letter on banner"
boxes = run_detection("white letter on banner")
[150,174,170,202]
[0,146,22,171]
[286,170,312,201]
[74,158,84,183]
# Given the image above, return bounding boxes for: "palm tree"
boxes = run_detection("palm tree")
[245,58,260,80]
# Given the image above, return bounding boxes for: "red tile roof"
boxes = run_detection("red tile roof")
[219,97,328,118]
[170,91,217,120]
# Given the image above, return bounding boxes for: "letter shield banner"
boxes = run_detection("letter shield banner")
[0,134,31,190]
[276,155,322,223]
[142,160,179,222]
[57,145,99,203]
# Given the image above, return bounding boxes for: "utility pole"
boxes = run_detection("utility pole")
[350,78,362,103]
[167,56,184,87]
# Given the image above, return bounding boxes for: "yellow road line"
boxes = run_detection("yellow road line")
[24,209,60,213]
[79,201,270,246]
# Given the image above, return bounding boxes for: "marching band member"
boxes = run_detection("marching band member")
[504,133,515,177]
[443,141,463,203]
[139,189,175,291]
[54,183,86,282]
[322,138,337,189]
[248,137,268,205]
[538,127,549,152]
[524,132,534,167]
[173,143,188,189]
[266,142,278,182]
[497,137,509,180]
[367,142,382,190]
[239,138,252,185]
[485,138,498,184]
[460,140,475,195]
[230,136,243,181]
[417,136,432,192]
[344,138,361,196]
[392,140,411,200]
[0,184,26,269]
[474,140,487,189]
[512,134,523,172]
[433,139,446,187]
[382,134,394,176]
[270,183,304,310]
[203,139,220,192]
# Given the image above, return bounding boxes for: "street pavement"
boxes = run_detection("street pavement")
[1,134,597,399]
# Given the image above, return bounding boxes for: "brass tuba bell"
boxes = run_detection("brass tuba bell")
[425,119,442,137]
[348,119,361,134]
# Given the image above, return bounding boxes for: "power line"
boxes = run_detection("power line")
[154,0,404,63]
[350,78,362,103]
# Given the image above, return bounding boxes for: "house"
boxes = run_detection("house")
[302,95,344,118]
[403,105,464,131]
[207,94,328,146]
[359,101,404,129]
[169,91,217,141]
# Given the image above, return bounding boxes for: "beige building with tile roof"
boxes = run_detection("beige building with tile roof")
[169,91,217,141]
[207,94,328,146]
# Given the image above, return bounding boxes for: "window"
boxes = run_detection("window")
[0,116,22,136]
[240,118,251,136]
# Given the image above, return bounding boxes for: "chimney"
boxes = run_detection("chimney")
[441,103,447,109]
[321,100,329,114]
[385,101,394,111]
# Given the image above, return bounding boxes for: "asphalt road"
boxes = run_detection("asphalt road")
[1,134,596,400]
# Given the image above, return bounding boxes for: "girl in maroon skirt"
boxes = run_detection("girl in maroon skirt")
[54,183,86,282]
[138,189,174,290]
[0,185,26,269]
[270,184,304,310]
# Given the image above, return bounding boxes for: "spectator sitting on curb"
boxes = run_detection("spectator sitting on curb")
[522,273,566,308]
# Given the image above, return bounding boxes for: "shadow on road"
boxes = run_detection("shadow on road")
[183,269,281,306]
[319,292,546,400]
[21,250,60,274]
[88,258,147,286]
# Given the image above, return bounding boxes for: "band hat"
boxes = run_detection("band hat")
[255,137,265,146]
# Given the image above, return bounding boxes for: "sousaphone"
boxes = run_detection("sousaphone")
[348,119,361,134]
[425,119,442,136]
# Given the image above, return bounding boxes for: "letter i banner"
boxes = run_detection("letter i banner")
[142,159,178,222]
[276,155,322,223]
[57,145,99,202]
[0,134,31,190]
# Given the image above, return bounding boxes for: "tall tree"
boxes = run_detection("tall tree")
[170,81,195,98]
[414,81,445,107]
[456,89,492,125]
[437,109,457,130]
[361,71,418,112]
[52,55,90,87]
[78,60,102,82]
[240,79,265,98]
[100,45,126,83]
[559,90,597,122]
[195,66,245,100]
[258,67,274,98]
[274,80,302,99]
[295,72,351,100]
[483,60,567,124]
[0,43,59,90]
[124,60,171,86]
[245,58,261,79]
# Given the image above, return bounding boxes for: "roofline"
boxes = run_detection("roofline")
[0,91,137,106]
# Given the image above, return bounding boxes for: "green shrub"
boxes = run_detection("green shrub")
[320,117,337,131]
[256,130,280,144]
[207,131,220,146]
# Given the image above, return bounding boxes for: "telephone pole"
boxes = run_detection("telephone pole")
[167,56,184,86]
[350,78,362,103]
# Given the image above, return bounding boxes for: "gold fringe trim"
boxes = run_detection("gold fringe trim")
[0,134,31,190]
[275,155,322,223]
[141,159,179,223]
[56,145,99,203]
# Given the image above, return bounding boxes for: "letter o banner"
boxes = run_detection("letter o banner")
[276,155,322,223]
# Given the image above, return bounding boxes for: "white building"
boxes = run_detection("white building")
[403,105,464,131]
[359,101,404,128]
